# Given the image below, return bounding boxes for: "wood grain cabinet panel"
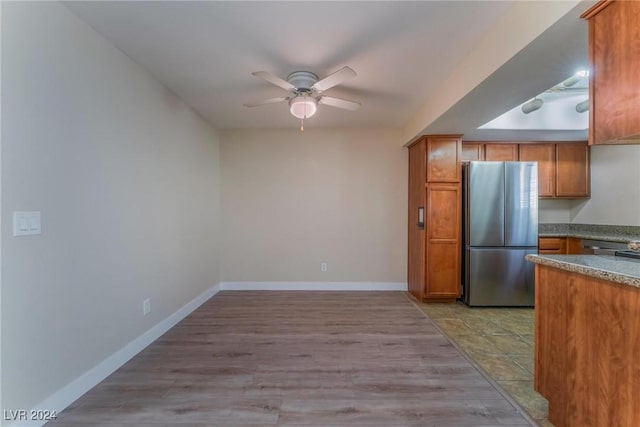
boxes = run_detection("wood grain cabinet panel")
[519,144,556,197]
[461,141,590,199]
[582,0,640,144]
[538,237,566,254]
[535,264,640,427]
[566,237,582,254]
[425,184,461,299]
[556,143,590,197]
[407,135,462,302]
[461,143,484,162]
[426,136,462,182]
[484,143,519,161]
[407,139,426,301]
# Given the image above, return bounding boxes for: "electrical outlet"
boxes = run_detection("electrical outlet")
[320,262,328,272]
[143,298,151,316]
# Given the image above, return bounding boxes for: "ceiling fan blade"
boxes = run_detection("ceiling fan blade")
[318,96,361,111]
[312,66,357,92]
[251,71,296,91]
[243,97,290,108]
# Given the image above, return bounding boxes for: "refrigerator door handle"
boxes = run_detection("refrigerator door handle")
[417,207,424,229]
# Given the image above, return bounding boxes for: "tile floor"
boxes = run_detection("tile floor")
[416,301,553,427]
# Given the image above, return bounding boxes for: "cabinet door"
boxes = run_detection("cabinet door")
[585,0,640,144]
[484,143,519,161]
[426,136,462,183]
[566,237,582,254]
[556,143,590,197]
[407,139,426,301]
[425,184,461,299]
[519,144,556,197]
[461,143,484,162]
[538,237,567,254]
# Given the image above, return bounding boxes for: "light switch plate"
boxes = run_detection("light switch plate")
[13,211,41,236]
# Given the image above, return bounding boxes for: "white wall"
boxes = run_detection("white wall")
[220,129,407,284]
[1,2,221,417]
[569,144,640,225]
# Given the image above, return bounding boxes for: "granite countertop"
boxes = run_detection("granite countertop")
[538,223,640,243]
[525,254,640,288]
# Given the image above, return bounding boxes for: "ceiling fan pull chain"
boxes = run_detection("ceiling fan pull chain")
[300,117,304,132]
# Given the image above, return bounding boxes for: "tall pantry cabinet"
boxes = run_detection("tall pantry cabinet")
[408,135,462,302]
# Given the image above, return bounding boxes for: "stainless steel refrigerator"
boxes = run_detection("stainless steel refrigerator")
[462,161,538,307]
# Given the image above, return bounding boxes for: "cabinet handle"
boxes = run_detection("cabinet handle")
[417,207,424,229]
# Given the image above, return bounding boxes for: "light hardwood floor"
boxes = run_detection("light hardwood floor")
[48,291,533,426]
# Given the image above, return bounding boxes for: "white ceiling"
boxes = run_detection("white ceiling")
[64,1,513,130]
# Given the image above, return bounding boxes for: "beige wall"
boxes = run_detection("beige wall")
[570,145,640,226]
[1,2,221,416]
[220,129,407,283]
[539,145,640,226]
[539,200,572,224]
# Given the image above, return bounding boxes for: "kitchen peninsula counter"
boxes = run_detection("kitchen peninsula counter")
[525,253,640,288]
[528,253,640,427]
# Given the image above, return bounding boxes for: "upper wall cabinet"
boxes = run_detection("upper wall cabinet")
[461,143,484,162]
[555,143,590,198]
[462,141,590,199]
[518,144,555,197]
[582,0,640,145]
[426,135,462,183]
[484,143,519,161]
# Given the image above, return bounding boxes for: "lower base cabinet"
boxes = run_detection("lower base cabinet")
[535,264,640,427]
[538,237,582,255]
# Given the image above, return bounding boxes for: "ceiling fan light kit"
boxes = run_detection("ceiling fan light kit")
[289,96,318,119]
[245,66,360,130]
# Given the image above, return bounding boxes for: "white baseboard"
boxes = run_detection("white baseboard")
[9,283,222,427]
[221,281,407,291]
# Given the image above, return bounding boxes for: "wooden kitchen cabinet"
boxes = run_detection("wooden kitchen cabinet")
[407,139,426,301]
[566,237,582,254]
[535,264,640,427]
[582,0,640,145]
[427,135,462,182]
[519,144,555,197]
[538,237,567,254]
[408,135,462,302]
[461,143,484,162]
[556,143,590,197]
[484,143,519,161]
[538,236,583,255]
[462,141,590,199]
[425,183,461,299]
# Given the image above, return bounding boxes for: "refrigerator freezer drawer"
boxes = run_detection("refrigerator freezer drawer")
[464,248,536,307]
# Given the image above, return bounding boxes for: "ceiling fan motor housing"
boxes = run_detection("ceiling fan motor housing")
[287,71,318,91]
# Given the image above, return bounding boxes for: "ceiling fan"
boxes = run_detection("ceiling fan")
[244,66,361,130]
